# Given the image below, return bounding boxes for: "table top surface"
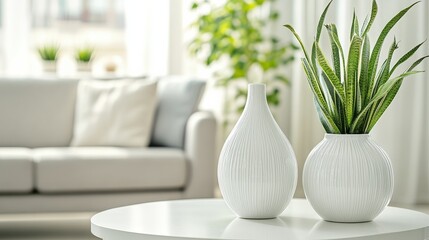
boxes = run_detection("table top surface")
[91,198,429,240]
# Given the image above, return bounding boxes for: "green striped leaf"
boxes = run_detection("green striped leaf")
[373,60,388,94]
[380,38,398,85]
[350,11,360,40]
[345,35,362,127]
[327,26,342,79]
[361,0,378,36]
[312,0,332,78]
[320,72,337,119]
[359,36,371,105]
[314,98,333,132]
[311,42,318,76]
[326,31,343,126]
[284,25,312,67]
[314,97,341,133]
[367,55,429,131]
[356,81,362,113]
[301,58,328,111]
[366,82,400,131]
[321,72,335,102]
[373,38,398,92]
[409,55,429,70]
[315,42,346,102]
[302,58,340,133]
[376,71,422,103]
[350,70,423,132]
[325,24,348,132]
[316,0,333,42]
[367,1,419,103]
[390,40,426,75]
[326,24,347,83]
[360,15,369,37]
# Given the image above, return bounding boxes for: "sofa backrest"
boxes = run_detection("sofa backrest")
[0,79,78,147]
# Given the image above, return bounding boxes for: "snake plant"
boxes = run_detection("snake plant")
[285,0,428,134]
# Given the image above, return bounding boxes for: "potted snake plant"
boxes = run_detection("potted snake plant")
[38,44,60,72]
[285,0,427,222]
[76,47,94,72]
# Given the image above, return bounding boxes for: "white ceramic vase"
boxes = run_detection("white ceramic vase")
[218,83,297,219]
[303,134,394,222]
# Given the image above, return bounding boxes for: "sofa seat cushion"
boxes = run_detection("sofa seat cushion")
[0,148,33,193]
[34,147,187,193]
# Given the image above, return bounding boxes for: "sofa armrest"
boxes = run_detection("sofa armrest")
[184,111,217,198]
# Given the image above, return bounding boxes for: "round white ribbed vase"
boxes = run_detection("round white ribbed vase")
[218,83,298,219]
[303,134,394,222]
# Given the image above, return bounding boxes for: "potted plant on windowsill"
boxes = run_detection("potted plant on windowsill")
[285,0,427,222]
[76,47,94,72]
[38,44,60,72]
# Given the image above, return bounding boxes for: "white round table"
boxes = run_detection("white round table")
[91,199,429,240]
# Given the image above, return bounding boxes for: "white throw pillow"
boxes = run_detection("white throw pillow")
[71,79,157,147]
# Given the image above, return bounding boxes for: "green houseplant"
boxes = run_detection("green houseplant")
[285,1,427,134]
[38,44,60,72]
[285,0,427,222]
[76,47,94,72]
[189,0,297,134]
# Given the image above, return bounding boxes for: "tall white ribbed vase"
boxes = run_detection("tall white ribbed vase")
[218,83,298,219]
[303,134,394,222]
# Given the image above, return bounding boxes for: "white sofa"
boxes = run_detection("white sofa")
[0,78,217,213]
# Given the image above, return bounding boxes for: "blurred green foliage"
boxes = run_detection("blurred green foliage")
[76,47,94,62]
[188,0,297,131]
[38,44,60,61]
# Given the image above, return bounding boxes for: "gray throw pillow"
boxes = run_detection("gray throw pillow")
[151,76,206,149]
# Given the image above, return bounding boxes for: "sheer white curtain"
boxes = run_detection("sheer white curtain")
[124,0,170,76]
[1,0,32,75]
[124,0,207,77]
[275,0,429,204]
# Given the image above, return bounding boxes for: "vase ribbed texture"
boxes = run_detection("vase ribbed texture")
[218,83,297,219]
[303,134,394,222]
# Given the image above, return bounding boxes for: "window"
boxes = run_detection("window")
[31,0,125,54]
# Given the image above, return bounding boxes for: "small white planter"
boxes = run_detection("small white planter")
[77,61,92,72]
[42,60,57,72]
[218,83,298,219]
[303,134,394,222]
